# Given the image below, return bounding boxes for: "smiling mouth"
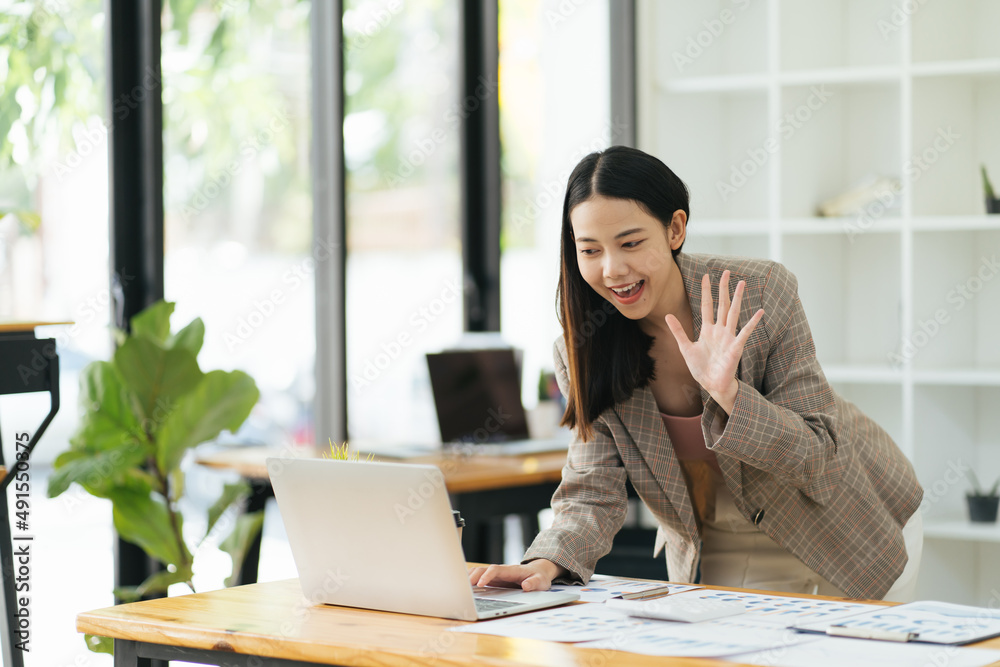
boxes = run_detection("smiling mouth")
[610,280,644,298]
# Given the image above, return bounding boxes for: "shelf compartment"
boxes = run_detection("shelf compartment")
[910,231,1000,369]
[923,518,1000,544]
[778,65,900,86]
[910,75,1000,216]
[644,0,768,81]
[688,218,771,236]
[782,233,901,368]
[913,386,1000,520]
[912,58,1000,79]
[780,217,902,235]
[683,233,769,259]
[657,74,770,94]
[913,369,1000,387]
[779,82,901,219]
[779,0,900,71]
[912,0,1000,63]
[911,215,1000,231]
[824,364,904,384]
[646,90,770,220]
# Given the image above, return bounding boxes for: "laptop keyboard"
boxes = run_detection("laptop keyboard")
[474,598,522,612]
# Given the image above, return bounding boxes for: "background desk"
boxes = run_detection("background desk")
[78,577,1000,667]
[196,446,568,576]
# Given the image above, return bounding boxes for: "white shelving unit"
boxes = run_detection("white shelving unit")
[638,0,1000,605]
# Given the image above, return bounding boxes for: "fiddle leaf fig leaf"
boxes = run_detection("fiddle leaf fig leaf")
[84,634,113,655]
[115,564,195,602]
[108,488,191,569]
[47,444,148,499]
[71,361,145,452]
[156,370,259,473]
[220,511,265,588]
[47,295,260,604]
[169,317,205,357]
[113,336,204,428]
[130,300,175,343]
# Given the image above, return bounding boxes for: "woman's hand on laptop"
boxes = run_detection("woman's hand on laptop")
[468,559,567,592]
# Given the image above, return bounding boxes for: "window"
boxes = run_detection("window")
[498,0,611,416]
[343,0,462,446]
[161,0,314,449]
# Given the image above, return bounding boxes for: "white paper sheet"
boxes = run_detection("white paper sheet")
[547,577,701,603]
[448,602,655,642]
[794,600,1000,645]
[729,635,1000,667]
[665,588,880,626]
[577,618,821,657]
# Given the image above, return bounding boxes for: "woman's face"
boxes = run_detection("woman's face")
[569,195,685,322]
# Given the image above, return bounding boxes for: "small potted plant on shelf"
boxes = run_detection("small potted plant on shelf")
[982,165,1000,214]
[966,471,1000,523]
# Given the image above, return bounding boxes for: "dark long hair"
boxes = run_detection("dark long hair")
[557,146,690,441]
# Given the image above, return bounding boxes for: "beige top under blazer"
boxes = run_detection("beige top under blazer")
[523,252,923,600]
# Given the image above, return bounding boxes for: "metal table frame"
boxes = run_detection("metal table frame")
[113,639,329,667]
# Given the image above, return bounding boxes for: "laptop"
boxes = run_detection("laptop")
[425,348,569,456]
[266,457,579,621]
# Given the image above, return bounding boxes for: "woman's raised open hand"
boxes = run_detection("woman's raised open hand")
[665,270,764,415]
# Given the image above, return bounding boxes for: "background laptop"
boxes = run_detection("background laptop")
[425,348,568,455]
[266,457,578,621]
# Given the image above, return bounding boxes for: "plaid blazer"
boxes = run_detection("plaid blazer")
[523,252,923,599]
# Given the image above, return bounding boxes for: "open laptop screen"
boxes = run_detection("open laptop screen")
[426,348,530,444]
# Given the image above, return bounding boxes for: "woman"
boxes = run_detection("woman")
[470,146,924,601]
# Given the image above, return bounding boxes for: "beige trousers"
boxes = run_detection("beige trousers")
[699,481,922,601]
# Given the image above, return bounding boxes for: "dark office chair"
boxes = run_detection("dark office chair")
[0,325,60,667]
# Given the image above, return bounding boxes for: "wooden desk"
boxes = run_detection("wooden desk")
[196,445,568,494]
[77,578,1000,667]
[196,446,568,576]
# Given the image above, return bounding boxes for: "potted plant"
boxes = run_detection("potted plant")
[966,470,1000,523]
[46,300,263,653]
[982,165,1000,214]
